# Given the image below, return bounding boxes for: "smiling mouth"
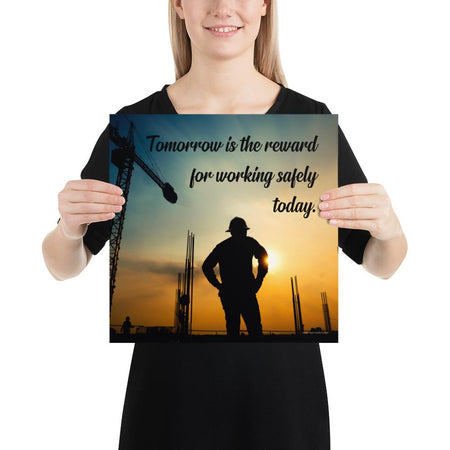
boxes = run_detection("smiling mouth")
[204,26,243,33]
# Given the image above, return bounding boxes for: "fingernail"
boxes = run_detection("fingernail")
[321,193,330,201]
[320,211,330,218]
[329,219,339,226]
[319,202,329,210]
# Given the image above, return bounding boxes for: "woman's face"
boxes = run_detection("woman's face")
[174,0,268,61]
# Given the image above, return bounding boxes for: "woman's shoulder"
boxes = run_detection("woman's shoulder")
[275,86,329,114]
[116,85,175,114]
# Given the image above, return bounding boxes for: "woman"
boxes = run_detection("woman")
[42,1,407,448]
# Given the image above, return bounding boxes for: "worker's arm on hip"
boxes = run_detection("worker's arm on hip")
[255,244,269,281]
[42,179,124,281]
[202,251,222,290]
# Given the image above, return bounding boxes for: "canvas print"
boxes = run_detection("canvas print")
[109,114,338,343]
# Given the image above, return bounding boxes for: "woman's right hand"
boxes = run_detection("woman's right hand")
[58,179,124,240]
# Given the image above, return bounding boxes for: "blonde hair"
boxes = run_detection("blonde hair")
[168,0,287,86]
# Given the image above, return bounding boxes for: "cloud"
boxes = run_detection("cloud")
[119,256,184,276]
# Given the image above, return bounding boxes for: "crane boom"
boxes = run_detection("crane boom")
[133,153,177,204]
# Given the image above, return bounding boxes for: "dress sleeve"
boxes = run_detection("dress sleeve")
[80,125,112,255]
[321,103,371,264]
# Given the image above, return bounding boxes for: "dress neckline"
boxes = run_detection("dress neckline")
[161,83,286,115]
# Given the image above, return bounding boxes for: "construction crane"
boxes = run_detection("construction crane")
[109,120,177,311]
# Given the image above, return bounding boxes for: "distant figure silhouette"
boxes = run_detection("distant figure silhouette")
[120,316,134,335]
[202,217,268,340]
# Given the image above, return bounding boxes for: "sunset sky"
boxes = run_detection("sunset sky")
[110,114,338,335]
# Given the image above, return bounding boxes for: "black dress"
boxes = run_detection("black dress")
[81,85,370,450]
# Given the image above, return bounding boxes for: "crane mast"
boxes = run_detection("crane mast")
[109,121,177,312]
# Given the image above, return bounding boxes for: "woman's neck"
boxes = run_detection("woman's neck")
[166,51,281,114]
[188,49,260,94]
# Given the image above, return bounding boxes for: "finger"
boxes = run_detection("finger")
[65,179,122,195]
[321,183,385,200]
[63,202,123,214]
[80,212,117,224]
[63,212,116,227]
[62,190,125,205]
[320,206,380,220]
[319,194,381,211]
[327,218,377,233]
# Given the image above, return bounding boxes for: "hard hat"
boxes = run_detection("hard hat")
[226,217,250,232]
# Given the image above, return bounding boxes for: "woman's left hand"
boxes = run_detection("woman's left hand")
[319,183,402,241]
[319,183,407,278]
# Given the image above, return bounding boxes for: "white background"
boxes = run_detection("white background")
[1,1,449,449]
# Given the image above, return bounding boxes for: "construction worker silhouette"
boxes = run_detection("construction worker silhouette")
[202,217,268,340]
[120,316,134,335]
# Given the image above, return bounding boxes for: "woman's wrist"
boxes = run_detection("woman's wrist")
[57,219,88,242]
